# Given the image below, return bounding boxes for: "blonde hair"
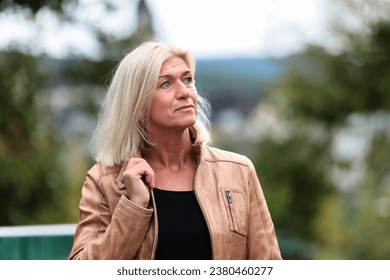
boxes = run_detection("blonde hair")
[90,41,211,166]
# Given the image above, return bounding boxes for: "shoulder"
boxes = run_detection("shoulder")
[201,145,254,167]
[86,162,126,181]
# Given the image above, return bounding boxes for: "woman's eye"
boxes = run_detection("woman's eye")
[161,81,171,88]
[183,77,193,84]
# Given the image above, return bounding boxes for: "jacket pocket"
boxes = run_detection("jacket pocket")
[220,188,248,236]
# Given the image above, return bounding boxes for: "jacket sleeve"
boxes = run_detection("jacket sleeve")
[246,161,282,259]
[68,166,153,260]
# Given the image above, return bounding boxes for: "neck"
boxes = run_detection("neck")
[143,128,194,170]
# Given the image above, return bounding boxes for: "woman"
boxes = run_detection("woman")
[68,41,282,260]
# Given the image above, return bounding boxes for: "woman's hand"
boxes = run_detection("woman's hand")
[122,158,155,208]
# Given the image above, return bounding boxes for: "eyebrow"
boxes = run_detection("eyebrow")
[158,70,192,79]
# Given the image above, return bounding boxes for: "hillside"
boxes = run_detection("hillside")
[196,57,284,93]
[195,57,284,119]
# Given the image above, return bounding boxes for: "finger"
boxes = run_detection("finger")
[144,171,155,188]
[126,157,145,168]
[125,159,149,176]
[138,163,155,188]
[124,159,155,187]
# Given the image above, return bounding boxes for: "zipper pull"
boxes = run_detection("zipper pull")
[225,190,233,204]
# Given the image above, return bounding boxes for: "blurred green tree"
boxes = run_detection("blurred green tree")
[0,0,155,225]
[0,50,69,225]
[0,0,68,13]
[253,16,390,259]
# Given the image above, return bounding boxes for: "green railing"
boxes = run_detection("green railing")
[0,224,75,260]
[0,224,311,259]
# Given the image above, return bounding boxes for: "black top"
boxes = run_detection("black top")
[153,188,212,260]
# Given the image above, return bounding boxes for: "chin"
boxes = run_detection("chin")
[186,117,197,127]
[177,119,197,130]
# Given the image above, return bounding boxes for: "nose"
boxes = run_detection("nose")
[175,80,191,99]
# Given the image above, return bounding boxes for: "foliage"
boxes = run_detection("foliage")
[0,0,154,226]
[253,129,335,241]
[0,0,70,13]
[281,21,390,126]
[252,19,390,259]
[0,50,69,225]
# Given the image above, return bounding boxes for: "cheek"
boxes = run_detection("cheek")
[149,96,173,121]
[151,93,169,110]
[192,93,198,113]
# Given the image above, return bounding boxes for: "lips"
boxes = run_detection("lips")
[175,104,194,111]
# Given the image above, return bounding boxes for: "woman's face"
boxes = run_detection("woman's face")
[148,56,197,134]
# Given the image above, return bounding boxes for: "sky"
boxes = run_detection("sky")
[0,0,338,59]
[148,0,332,58]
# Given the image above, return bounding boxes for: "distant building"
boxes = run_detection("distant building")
[135,0,154,40]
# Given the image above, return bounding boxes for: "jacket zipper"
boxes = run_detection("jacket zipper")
[225,190,233,204]
[225,190,239,232]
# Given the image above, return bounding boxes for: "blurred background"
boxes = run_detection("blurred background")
[1,0,390,260]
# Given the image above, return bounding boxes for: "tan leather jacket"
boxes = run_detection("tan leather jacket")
[69,145,282,260]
